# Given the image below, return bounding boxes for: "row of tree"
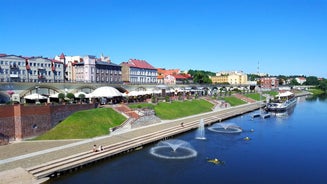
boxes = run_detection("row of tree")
[187,70,327,93]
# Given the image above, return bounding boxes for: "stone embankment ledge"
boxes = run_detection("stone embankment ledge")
[0,102,262,184]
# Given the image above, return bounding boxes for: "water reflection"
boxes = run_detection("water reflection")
[306,94,327,101]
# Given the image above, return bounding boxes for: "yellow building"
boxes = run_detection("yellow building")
[210,75,228,84]
[210,71,248,85]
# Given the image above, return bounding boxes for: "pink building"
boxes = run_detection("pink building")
[259,77,279,89]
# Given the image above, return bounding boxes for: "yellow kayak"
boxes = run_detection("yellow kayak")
[207,158,220,164]
[243,136,251,141]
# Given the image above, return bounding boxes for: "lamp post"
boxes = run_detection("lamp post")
[35,86,39,104]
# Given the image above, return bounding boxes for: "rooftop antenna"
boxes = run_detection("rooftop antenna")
[257,61,260,76]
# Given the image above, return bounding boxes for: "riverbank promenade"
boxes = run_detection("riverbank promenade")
[0,102,261,184]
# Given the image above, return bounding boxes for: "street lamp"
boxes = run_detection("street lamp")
[35,86,39,104]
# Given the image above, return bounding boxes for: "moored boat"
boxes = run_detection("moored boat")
[266,91,296,112]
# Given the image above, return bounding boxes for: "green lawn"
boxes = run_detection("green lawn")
[264,91,278,96]
[34,108,126,140]
[223,96,247,106]
[244,91,278,101]
[244,93,262,101]
[154,99,214,120]
[128,103,155,109]
[309,88,325,95]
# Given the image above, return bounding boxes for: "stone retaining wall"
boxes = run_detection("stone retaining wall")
[0,104,95,142]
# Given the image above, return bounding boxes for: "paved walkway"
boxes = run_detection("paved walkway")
[0,102,260,184]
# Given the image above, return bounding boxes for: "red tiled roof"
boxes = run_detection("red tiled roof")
[126,59,156,69]
[0,54,7,57]
[172,74,187,79]
[59,53,65,59]
[157,68,180,75]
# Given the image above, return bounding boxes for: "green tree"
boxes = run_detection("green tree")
[304,76,319,85]
[247,74,260,81]
[66,93,75,102]
[277,75,288,85]
[78,94,86,103]
[58,93,65,103]
[318,79,327,92]
[188,70,214,84]
[192,72,212,84]
[289,78,300,85]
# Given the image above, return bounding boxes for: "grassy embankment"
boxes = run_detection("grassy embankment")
[308,88,325,95]
[129,99,214,120]
[35,95,261,140]
[222,91,277,106]
[35,99,215,140]
[244,91,278,101]
[222,96,247,106]
[34,108,126,140]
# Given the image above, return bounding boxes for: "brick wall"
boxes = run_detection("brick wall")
[0,103,95,142]
[0,105,15,143]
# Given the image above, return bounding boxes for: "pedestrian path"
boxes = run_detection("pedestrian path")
[0,102,261,184]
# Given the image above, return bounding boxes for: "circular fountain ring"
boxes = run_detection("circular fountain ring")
[150,146,197,159]
[150,139,197,159]
[208,123,242,134]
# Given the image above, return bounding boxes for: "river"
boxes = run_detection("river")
[49,95,327,184]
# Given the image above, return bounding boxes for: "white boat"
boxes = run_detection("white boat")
[266,91,297,112]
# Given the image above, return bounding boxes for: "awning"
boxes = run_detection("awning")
[24,93,48,100]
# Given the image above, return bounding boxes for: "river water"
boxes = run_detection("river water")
[49,95,327,184]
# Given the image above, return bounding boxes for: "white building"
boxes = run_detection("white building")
[295,77,306,85]
[0,54,64,83]
[121,59,157,84]
[74,55,121,83]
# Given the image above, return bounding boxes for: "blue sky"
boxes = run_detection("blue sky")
[1,0,326,77]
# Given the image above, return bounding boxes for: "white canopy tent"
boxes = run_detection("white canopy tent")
[277,91,294,98]
[49,93,59,98]
[24,93,48,100]
[89,86,122,98]
[74,92,88,98]
[127,90,153,97]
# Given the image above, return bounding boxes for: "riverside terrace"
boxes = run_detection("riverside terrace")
[0,102,262,184]
[1,82,312,104]
[0,82,260,103]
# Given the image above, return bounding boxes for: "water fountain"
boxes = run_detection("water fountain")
[149,139,197,159]
[208,122,242,134]
[195,119,206,140]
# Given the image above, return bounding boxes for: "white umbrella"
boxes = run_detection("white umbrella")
[24,93,47,100]
[152,89,162,94]
[127,91,142,97]
[49,93,59,98]
[89,86,122,98]
[74,92,87,98]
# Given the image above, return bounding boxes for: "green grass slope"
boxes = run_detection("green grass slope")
[34,108,126,140]
[154,99,214,120]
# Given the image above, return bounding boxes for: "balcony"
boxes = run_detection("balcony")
[10,74,19,78]
[38,75,46,79]
[38,67,46,71]
[10,64,19,70]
